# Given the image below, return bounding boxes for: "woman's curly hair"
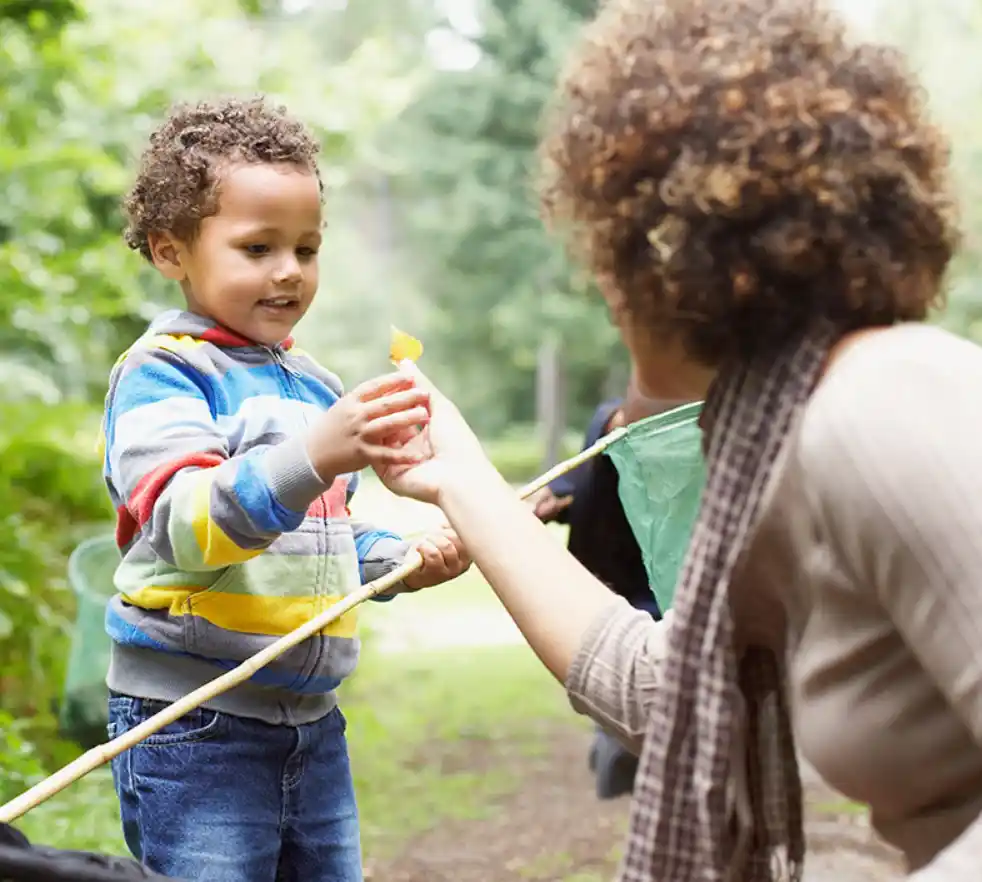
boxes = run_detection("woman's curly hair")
[539,0,959,364]
[123,96,322,262]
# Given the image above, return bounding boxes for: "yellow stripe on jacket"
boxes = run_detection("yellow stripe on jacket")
[121,585,358,638]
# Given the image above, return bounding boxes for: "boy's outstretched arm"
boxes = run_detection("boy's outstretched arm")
[106,345,330,572]
[349,518,411,601]
[349,515,470,599]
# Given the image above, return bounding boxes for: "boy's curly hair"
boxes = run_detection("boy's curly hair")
[123,96,322,262]
[539,0,959,364]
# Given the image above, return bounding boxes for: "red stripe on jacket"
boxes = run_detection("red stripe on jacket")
[198,326,294,350]
[128,452,226,527]
[306,477,349,519]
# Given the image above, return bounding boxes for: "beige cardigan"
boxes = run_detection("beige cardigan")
[566,323,982,880]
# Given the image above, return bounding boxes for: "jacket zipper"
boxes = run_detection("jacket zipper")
[266,345,302,378]
[265,343,327,685]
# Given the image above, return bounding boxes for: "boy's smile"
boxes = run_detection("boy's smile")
[149,162,323,346]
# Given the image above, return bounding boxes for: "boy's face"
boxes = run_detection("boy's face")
[149,162,322,346]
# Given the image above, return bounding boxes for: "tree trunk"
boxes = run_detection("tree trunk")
[536,337,566,470]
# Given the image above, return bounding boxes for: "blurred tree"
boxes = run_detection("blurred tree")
[385,0,626,436]
[0,0,416,775]
[0,0,118,779]
[292,0,437,384]
[0,0,81,26]
[870,0,982,344]
[311,0,438,61]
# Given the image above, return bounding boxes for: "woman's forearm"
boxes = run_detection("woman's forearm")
[438,463,617,682]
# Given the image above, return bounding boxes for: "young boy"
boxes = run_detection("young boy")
[101,96,469,882]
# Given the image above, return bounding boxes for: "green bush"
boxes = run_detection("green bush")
[0,710,46,805]
[484,424,582,484]
[0,396,111,776]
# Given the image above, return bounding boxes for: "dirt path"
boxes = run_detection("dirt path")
[799,763,904,882]
[367,725,903,882]
[362,489,904,880]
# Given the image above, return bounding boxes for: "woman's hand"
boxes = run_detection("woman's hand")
[375,364,619,685]
[373,364,490,505]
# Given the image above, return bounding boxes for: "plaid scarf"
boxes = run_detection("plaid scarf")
[620,322,839,882]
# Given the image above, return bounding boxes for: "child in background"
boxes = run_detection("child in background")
[101,96,470,882]
[530,368,674,798]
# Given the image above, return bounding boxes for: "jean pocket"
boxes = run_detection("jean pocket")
[112,695,227,747]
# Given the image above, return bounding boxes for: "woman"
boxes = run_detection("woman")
[381,0,981,879]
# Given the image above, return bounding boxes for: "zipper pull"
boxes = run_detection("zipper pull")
[269,346,302,377]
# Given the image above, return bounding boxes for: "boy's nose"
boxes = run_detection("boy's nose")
[273,255,302,284]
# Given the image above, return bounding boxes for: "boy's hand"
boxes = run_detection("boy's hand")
[308,373,431,481]
[401,527,471,591]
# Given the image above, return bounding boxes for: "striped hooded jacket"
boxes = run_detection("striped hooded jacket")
[101,310,410,725]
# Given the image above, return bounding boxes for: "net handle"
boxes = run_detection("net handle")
[516,425,628,499]
[0,437,625,824]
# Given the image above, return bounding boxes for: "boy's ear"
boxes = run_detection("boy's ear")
[147,231,188,282]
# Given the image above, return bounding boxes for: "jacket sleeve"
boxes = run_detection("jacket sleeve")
[565,598,671,754]
[288,351,414,600]
[105,345,328,572]
[348,513,412,602]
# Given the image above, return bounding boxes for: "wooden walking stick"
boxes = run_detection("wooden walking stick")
[0,428,625,824]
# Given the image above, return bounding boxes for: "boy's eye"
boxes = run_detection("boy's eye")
[243,244,269,256]
[296,246,319,259]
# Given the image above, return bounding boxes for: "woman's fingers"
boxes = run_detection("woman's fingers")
[361,388,431,420]
[362,407,430,442]
[354,372,418,402]
[366,443,427,467]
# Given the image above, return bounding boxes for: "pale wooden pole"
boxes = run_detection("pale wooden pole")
[0,429,626,823]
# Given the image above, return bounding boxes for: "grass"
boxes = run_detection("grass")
[16,768,127,855]
[517,850,576,878]
[811,798,869,818]
[12,616,574,864]
[12,480,584,869]
[345,641,576,859]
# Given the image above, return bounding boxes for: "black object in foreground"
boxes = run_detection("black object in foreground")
[0,824,179,882]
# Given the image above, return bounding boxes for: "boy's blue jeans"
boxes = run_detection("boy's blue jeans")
[107,694,362,882]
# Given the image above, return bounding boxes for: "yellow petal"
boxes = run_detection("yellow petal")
[390,326,424,365]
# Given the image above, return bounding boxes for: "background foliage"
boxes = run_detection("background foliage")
[2,0,982,831]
